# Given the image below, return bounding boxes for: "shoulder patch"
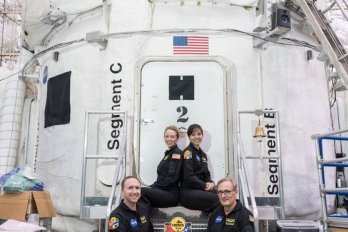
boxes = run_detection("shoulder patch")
[172,153,181,159]
[108,217,119,229]
[249,215,254,222]
[184,150,192,159]
[215,215,224,224]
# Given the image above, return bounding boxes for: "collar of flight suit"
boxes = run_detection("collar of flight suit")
[165,144,178,155]
[226,200,242,216]
[189,143,202,153]
[119,200,140,213]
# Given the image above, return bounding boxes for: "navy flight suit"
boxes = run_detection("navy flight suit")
[179,143,219,212]
[141,144,183,207]
[108,200,153,232]
[207,200,254,232]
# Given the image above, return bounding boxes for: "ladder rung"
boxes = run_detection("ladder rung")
[85,155,119,159]
[322,162,348,167]
[339,53,348,61]
[244,156,280,160]
[325,191,348,195]
[322,187,348,195]
[320,156,348,164]
[328,215,348,218]
[319,136,348,141]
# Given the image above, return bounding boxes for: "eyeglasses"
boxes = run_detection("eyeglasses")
[217,190,234,197]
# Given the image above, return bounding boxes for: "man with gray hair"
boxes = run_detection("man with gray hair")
[207,177,254,232]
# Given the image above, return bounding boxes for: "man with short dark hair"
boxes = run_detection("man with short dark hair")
[108,176,153,232]
[207,177,254,232]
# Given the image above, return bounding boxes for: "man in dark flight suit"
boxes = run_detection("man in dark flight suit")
[108,176,153,232]
[207,177,254,232]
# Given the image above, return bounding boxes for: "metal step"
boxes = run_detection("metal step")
[150,205,282,231]
[328,216,348,228]
[150,206,208,231]
[259,219,277,232]
[248,197,282,220]
[254,197,280,206]
[81,205,107,220]
[276,220,320,231]
[81,197,109,220]
[153,224,207,232]
[257,206,282,220]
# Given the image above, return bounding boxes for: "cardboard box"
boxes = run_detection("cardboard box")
[0,191,56,221]
[330,228,348,232]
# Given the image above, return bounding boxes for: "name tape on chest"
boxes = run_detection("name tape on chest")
[225,218,235,226]
[140,216,147,224]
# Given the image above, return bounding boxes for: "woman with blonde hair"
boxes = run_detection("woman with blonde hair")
[140,125,183,207]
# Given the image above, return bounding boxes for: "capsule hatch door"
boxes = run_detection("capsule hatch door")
[137,60,228,185]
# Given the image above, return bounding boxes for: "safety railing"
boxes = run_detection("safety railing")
[312,129,348,231]
[323,0,348,62]
[323,0,348,22]
[105,146,126,232]
[79,111,127,230]
[237,109,283,232]
[237,132,259,232]
[237,109,285,223]
[296,0,348,85]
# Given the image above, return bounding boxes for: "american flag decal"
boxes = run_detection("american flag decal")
[173,36,209,55]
